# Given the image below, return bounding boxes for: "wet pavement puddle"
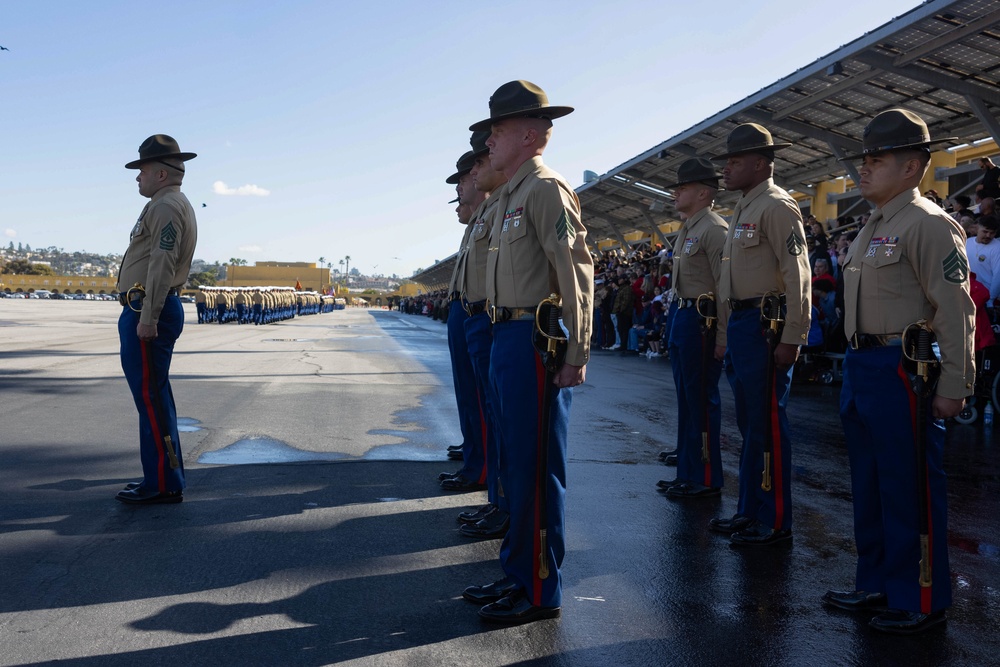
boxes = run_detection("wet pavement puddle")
[198,436,347,464]
[178,417,202,432]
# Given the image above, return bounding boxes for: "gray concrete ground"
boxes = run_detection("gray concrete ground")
[0,300,997,666]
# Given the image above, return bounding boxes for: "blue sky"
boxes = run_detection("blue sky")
[1,0,921,278]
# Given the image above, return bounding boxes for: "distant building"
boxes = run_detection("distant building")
[219,261,331,292]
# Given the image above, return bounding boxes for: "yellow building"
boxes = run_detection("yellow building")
[220,262,331,292]
[0,274,117,295]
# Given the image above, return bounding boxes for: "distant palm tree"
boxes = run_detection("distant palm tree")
[344,255,351,276]
[338,259,344,274]
[318,256,326,267]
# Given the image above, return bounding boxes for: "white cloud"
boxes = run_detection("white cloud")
[5,229,16,238]
[238,245,262,253]
[213,181,271,197]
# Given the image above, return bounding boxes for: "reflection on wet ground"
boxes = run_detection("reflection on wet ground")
[198,437,348,465]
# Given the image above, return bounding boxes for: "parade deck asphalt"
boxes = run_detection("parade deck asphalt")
[0,301,997,667]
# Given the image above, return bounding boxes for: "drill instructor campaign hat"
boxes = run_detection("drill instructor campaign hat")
[664,157,722,189]
[470,130,491,157]
[711,123,791,161]
[446,150,477,185]
[840,108,957,161]
[125,134,197,169]
[469,80,573,132]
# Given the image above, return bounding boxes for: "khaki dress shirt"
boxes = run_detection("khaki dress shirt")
[672,206,729,345]
[486,156,595,366]
[117,186,197,326]
[719,178,811,346]
[843,188,975,399]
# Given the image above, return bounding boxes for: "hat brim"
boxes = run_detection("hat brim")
[837,137,957,162]
[445,169,469,185]
[125,152,197,169]
[710,143,792,161]
[468,106,574,132]
[664,176,721,190]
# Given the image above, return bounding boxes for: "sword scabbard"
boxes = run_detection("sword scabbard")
[761,452,772,492]
[538,529,549,579]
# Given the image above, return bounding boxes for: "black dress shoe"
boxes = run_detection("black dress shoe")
[457,503,495,524]
[657,449,677,462]
[822,590,887,612]
[459,509,509,538]
[869,609,946,635]
[447,444,463,452]
[708,514,752,534]
[115,488,183,505]
[447,451,464,461]
[479,590,560,625]
[463,576,519,604]
[438,470,461,481]
[729,522,792,547]
[666,483,721,499]
[124,481,142,490]
[663,454,678,466]
[440,473,486,492]
[656,479,679,490]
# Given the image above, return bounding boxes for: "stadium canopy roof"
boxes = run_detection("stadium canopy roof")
[413,0,1000,289]
[580,0,1000,249]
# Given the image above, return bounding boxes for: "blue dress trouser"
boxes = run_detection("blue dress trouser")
[447,300,486,482]
[464,310,504,507]
[668,306,724,488]
[840,346,951,613]
[118,296,185,493]
[490,319,570,608]
[724,309,793,530]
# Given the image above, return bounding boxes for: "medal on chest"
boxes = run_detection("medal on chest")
[501,207,523,234]
[865,236,900,258]
[733,223,756,240]
[683,236,698,255]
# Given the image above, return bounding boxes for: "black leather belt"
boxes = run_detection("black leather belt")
[675,298,696,309]
[464,300,487,317]
[728,295,785,311]
[119,288,179,307]
[450,291,461,302]
[849,333,902,350]
[489,305,536,324]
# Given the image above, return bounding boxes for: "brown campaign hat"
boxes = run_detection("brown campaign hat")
[469,80,573,132]
[125,134,197,169]
[711,123,791,161]
[445,150,476,185]
[840,108,957,161]
[664,157,722,189]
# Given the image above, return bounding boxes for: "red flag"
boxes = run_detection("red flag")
[295,279,302,291]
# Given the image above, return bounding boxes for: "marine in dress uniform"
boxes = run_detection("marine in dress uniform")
[454,130,510,539]
[115,135,198,505]
[463,81,593,624]
[822,109,974,635]
[657,158,728,498]
[712,124,811,546]
[439,151,489,492]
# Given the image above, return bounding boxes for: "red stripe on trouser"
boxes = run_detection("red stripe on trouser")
[140,342,167,490]
[769,364,784,529]
[896,364,932,613]
[532,353,546,607]
[476,388,488,485]
[701,335,712,487]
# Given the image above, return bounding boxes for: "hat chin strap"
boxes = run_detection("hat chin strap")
[156,159,185,173]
